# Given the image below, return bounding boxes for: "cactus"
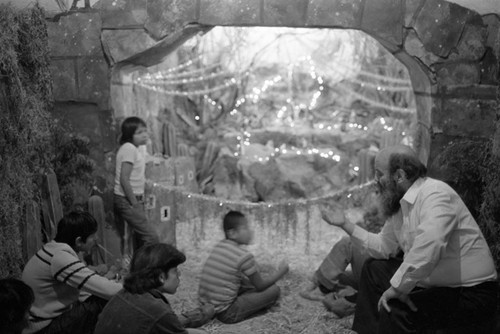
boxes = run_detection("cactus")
[357,149,376,185]
[199,140,219,182]
[178,143,189,157]
[87,195,106,264]
[162,122,177,157]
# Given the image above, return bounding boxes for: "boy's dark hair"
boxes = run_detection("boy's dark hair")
[388,153,427,183]
[120,116,147,145]
[223,211,246,239]
[54,211,98,249]
[0,278,34,333]
[124,243,186,294]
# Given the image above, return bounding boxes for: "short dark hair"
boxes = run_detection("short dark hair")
[54,211,98,249]
[0,278,34,333]
[120,116,146,145]
[388,153,427,183]
[223,211,246,239]
[123,243,186,294]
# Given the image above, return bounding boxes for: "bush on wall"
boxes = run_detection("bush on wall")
[50,123,95,213]
[0,4,53,277]
[432,139,500,271]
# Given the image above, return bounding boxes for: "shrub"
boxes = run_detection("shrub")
[0,4,53,277]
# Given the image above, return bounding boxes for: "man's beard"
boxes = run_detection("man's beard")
[378,179,405,218]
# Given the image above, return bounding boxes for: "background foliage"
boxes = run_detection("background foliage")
[432,139,500,271]
[0,4,53,277]
[50,123,95,213]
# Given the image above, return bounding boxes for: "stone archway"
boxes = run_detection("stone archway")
[39,0,499,184]
[73,0,497,171]
[32,0,500,264]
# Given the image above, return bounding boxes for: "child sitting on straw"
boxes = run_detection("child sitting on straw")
[95,243,211,334]
[198,211,289,324]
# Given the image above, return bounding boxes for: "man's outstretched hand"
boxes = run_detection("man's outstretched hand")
[319,203,346,227]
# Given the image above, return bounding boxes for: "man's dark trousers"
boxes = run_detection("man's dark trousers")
[352,258,498,334]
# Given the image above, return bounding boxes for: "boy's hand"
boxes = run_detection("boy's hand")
[278,260,289,275]
[319,203,346,227]
[89,264,108,276]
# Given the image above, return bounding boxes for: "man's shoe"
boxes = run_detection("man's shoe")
[322,293,356,318]
[299,281,325,301]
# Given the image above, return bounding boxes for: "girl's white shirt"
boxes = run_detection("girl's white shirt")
[114,142,146,196]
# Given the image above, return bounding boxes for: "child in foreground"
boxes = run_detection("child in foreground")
[94,243,210,334]
[0,278,34,334]
[198,211,289,324]
[22,211,122,334]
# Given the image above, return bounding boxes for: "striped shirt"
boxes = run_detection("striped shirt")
[21,241,122,334]
[198,239,257,312]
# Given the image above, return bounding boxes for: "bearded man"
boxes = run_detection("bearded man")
[322,144,498,334]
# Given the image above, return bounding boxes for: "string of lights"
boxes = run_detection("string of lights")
[336,84,415,113]
[140,71,240,86]
[327,60,412,85]
[136,61,223,82]
[137,77,241,96]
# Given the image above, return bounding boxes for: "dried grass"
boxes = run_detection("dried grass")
[169,245,356,334]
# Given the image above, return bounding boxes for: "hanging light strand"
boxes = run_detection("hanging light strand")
[327,59,412,86]
[336,84,415,113]
[136,62,223,83]
[141,71,237,86]
[137,77,242,96]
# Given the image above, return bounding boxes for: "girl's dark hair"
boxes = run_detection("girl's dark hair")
[120,117,147,145]
[54,211,98,249]
[388,153,427,183]
[0,278,34,332]
[124,243,186,294]
[223,211,246,238]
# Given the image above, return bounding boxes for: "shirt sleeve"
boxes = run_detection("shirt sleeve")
[119,143,137,164]
[390,190,458,294]
[239,253,257,277]
[154,311,188,334]
[51,250,122,300]
[350,214,400,259]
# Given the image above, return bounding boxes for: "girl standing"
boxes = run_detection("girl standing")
[114,117,159,253]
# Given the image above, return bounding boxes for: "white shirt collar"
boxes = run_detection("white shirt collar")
[401,177,426,205]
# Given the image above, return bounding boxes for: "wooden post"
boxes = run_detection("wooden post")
[23,201,42,261]
[40,169,63,241]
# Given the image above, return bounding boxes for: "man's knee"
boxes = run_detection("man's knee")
[337,235,351,247]
[361,258,399,280]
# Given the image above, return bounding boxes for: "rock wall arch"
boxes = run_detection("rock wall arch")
[1,0,494,261]
[43,0,499,173]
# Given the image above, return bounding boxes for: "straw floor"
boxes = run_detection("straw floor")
[169,246,356,334]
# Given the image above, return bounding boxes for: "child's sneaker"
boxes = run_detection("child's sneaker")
[322,293,356,318]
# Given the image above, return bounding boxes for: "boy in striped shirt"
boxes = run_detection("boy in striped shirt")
[22,211,122,334]
[198,211,289,324]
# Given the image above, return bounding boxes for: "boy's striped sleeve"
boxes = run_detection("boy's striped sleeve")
[51,249,122,300]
